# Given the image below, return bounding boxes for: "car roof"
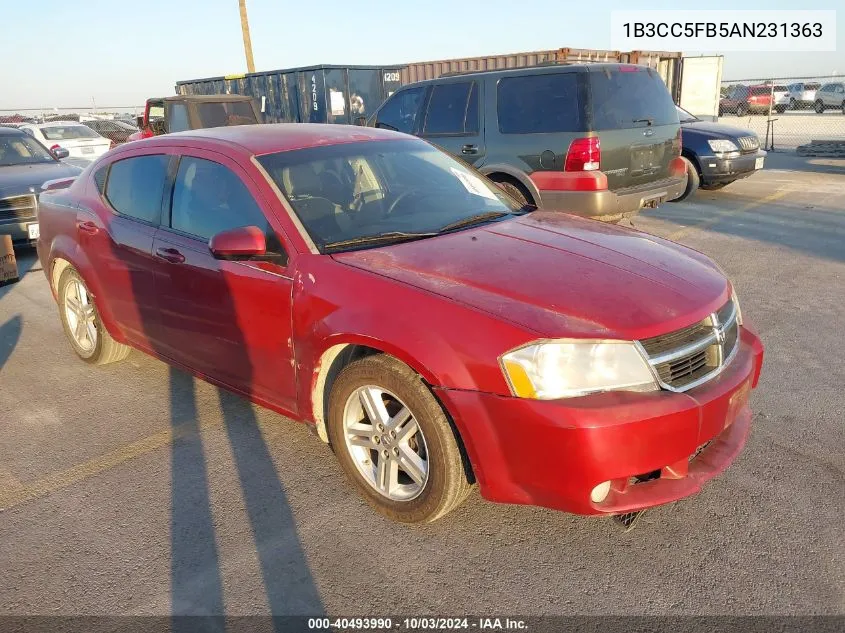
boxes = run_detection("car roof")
[37,120,88,127]
[0,126,27,136]
[139,123,411,155]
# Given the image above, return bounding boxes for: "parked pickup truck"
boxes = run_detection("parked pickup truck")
[127,95,262,142]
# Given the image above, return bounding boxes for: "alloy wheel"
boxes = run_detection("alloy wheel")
[64,278,97,353]
[342,385,429,501]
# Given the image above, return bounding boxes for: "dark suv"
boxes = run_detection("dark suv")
[368,64,686,222]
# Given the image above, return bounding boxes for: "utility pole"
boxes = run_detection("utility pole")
[239,0,256,74]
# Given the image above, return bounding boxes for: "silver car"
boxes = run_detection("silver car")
[814,82,845,114]
[787,82,821,110]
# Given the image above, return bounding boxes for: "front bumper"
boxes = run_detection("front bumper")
[0,218,38,245]
[436,325,764,516]
[699,150,767,185]
[537,175,687,223]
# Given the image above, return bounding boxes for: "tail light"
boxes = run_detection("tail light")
[564,137,600,172]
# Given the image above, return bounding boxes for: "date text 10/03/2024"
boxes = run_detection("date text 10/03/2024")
[307,617,528,630]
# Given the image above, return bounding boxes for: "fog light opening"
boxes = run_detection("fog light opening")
[590,480,611,503]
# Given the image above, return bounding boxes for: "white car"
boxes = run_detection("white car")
[787,82,821,110]
[814,82,845,114]
[19,121,111,162]
[771,85,791,113]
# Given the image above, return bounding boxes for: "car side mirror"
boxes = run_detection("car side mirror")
[52,147,70,160]
[209,225,267,259]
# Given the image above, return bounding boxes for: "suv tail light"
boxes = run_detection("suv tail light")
[565,137,600,172]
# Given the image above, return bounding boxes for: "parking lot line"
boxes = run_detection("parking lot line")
[0,416,224,511]
[667,189,790,242]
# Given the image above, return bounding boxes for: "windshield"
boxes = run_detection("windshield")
[257,139,525,252]
[195,101,258,128]
[676,106,698,123]
[0,133,55,166]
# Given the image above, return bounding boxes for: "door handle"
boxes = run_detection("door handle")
[77,220,99,235]
[461,144,479,155]
[155,247,185,264]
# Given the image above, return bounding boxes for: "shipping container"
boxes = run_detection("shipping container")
[176,65,403,125]
[399,48,684,101]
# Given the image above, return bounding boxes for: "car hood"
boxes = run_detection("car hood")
[332,212,729,340]
[0,162,82,198]
[681,120,755,139]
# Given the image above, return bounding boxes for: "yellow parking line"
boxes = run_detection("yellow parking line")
[0,417,222,510]
[0,413,291,511]
[667,189,790,242]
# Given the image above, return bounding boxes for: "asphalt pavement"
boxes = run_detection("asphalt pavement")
[1,154,843,618]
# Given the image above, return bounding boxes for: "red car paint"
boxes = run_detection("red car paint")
[36,124,763,516]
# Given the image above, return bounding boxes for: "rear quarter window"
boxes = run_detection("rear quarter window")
[590,68,678,130]
[497,72,584,134]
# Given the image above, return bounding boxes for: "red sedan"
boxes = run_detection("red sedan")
[36,124,763,523]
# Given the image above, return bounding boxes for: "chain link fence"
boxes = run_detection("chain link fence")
[0,106,144,148]
[719,76,845,155]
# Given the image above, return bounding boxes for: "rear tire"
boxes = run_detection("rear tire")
[670,156,699,202]
[327,354,472,524]
[815,100,825,114]
[789,97,797,110]
[489,175,533,206]
[58,267,130,365]
[736,102,748,117]
[774,105,786,114]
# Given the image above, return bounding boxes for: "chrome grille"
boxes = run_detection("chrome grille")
[639,299,740,392]
[737,136,759,153]
[0,194,37,222]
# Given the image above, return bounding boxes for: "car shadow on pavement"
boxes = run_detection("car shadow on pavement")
[0,314,22,371]
[648,196,845,263]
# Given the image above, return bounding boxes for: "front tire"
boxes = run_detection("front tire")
[736,102,748,117]
[327,354,472,524]
[58,267,130,365]
[670,156,699,202]
[815,100,825,114]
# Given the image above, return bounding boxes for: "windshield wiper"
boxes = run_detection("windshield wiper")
[437,211,512,234]
[323,231,438,252]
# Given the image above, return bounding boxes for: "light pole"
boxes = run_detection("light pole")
[239,0,256,74]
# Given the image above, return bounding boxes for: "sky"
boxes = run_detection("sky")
[1,0,842,110]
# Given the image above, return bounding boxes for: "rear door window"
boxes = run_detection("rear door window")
[497,72,583,134]
[374,87,425,134]
[590,68,678,130]
[423,82,476,135]
[104,155,170,224]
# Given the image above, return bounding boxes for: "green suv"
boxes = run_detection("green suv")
[369,64,687,222]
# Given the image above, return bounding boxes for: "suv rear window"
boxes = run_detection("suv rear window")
[497,73,584,134]
[590,68,677,130]
[195,101,257,127]
[750,86,771,96]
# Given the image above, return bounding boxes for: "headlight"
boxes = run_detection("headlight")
[500,340,658,400]
[708,139,740,157]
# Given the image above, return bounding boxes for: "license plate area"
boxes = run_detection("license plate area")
[630,143,665,177]
[755,157,764,170]
[27,223,40,240]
